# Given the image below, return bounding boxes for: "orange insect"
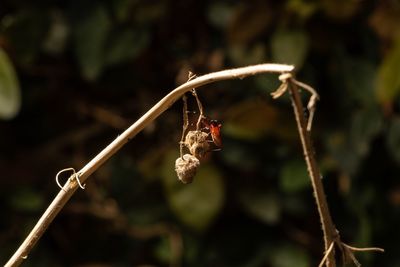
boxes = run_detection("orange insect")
[202,118,222,149]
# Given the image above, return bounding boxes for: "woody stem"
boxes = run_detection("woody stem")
[288,80,337,267]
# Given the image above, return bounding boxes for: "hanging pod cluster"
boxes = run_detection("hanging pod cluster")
[175,74,222,184]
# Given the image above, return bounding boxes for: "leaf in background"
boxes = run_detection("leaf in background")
[137,146,168,181]
[207,2,234,29]
[269,244,310,267]
[162,150,225,232]
[386,117,400,163]
[71,3,111,81]
[279,160,310,193]
[42,10,69,55]
[0,48,21,120]
[228,43,267,66]
[220,141,258,171]
[376,38,400,105]
[254,73,281,95]
[9,188,44,212]
[321,0,360,20]
[286,0,318,20]
[342,58,376,106]
[224,99,279,140]
[238,190,281,224]
[111,0,134,22]
[282,195,308,217]
[2,9,49,65]
[271,29,309,69]
[105,28,149,66]
[227,2,273,45]
[327,108,383,175]
[350,107,383,157]
[369,2,400,40]
[134,1,167,23]
[153,236,171,265]
[327,131,361,175]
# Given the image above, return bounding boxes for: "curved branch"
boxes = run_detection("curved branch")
[5,63,294,267]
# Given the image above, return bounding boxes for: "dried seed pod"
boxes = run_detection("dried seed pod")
[184,130,209,159]
[175,154,200,184]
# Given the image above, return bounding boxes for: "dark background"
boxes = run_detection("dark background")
[1,0,400,266]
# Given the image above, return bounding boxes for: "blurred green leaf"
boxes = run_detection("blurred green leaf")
[134,1,167,23]
[224,99,279,140]
[286,0,318,20]
[2,9,49,64]
[376,38,400,104]
[269,244,310,267]
[228,43,267,66]
[355,215,372,249]
[271,29,309,69]
[279,160,309,193]
[137,147,167,181]
[343,58,376,106]
[327,131,361,175]
[72,3,111,80]
[207,2,234,29]
[254,73,281,94]
[227,2,273,45]
[42,10,69,55]
[105,29,149,66]
[111,0,135,22]
[153,236,171,265]
[0,48,21,120]
[9,188,44,212]
[238,190,281,224]
[327,108,383,174]
[387,117,400,163]
[321,0,360,20]
[220,142,258,171]
[350,108,383,156]
[353,215,374,264]
[282,195,308,216]
[162,150,225,232]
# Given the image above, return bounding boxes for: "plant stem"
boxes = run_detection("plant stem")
[288,81,337,267]
[179,94,188,158]
[5,63,294,267]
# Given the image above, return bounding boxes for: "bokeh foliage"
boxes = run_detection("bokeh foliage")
[1,0,400,266]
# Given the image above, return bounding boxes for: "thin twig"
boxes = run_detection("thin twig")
[192,88,205,131]
[290,78,319,131]
[346,249,361,267]
[5,63,294,267]
[180,94,189,158]
[342,242,385,253]
[341,242,384,267]
[319,242,335,267]
[187,72,206,131]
